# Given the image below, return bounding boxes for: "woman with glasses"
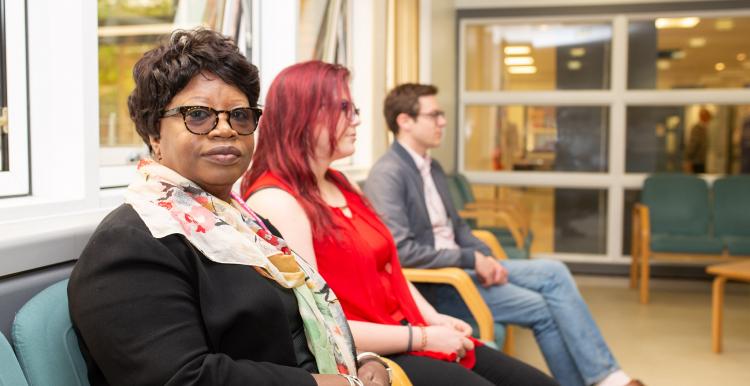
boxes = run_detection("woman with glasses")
[241,60,557,386]
[68,30,390,386]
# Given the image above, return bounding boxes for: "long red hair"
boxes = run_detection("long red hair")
[241,61,358,235]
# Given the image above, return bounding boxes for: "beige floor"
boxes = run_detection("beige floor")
[512,275,750,386]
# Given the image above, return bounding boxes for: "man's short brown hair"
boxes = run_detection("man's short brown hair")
[383,83,438,135]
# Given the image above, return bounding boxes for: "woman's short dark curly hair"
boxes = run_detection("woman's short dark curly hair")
[127,28,260,153]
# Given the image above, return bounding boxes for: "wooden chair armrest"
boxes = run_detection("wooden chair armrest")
[402,267,495,343]
[382,358,413,386]
[458,209,525,247]
[471,230,509,260]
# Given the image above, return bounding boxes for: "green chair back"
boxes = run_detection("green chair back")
[642,174,711,236]
[12,279,90,386]
[454,173,477,203]
[0,331,28,386]
[713,176,750,238]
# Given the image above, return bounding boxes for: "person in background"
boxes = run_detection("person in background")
[68,29,389,386]
[364,83,645,386]
[685,107,712,173]
[242,60,558,386]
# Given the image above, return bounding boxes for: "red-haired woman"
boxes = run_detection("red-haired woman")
[241,61,557,386]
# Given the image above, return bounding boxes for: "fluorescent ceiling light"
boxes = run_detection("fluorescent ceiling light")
[715,19,734,31]
[569,47,586,57]
[657,59,671,70]
[567,60,582,70]
[504,46,531,55]
[689,37,706,48]
[504,57,534,66]
[715,62,726,71]
[671,50,686,60]
[508,66,537,74]
[737,53,747,62]
[655,17,700,29]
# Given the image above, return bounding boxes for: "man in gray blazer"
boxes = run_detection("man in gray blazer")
[364,84,643,386]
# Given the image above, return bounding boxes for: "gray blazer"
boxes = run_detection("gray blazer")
[364,142,491,270]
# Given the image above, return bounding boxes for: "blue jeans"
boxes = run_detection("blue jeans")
[417,260,618,386]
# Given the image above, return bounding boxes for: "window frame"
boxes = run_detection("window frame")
[0,0,30,197]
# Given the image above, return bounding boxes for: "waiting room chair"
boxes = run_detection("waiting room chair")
[12,279,90,386]
[446,174,530,260]
[0,331,28,386]
[630,174,724,303]
[403,230,514,355]
[713,175,750,257]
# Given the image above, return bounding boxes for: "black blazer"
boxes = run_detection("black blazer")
[68,204,317,386]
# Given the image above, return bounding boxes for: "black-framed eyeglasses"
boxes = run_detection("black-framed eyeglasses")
[417,110,445,122]
[341,101,360,121]
[161,105,262,136]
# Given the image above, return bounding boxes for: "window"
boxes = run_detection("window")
[628,16,750,89]
[463,105,609,172]
[98,0,254,187]
[626,104,750,174]
[459,6,750,261]
[0,0,30,197]
[464,21,612,91]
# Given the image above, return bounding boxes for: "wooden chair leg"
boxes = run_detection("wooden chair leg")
[629,249,639,289]
[712,277,727,353]
[639,250,650,304]
[502,325,515,357]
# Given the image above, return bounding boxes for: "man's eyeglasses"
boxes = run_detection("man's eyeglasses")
[417,110,445,122]
[162,106,262,136]
[341,101,360,121]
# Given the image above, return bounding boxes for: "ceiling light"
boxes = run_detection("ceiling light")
[689,37,706,48]
[504,46,531,55]
[715,19,734,31]
[715,62,726,71]
[508,66,537,74]
[567,60,582,70]
[737,53,747,62]
[504,57,534,66]
[569,47,586,57]
[657,59,671,70]
[671,50,686,60]
[655,17,700,29]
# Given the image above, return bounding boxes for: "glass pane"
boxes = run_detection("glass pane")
[464,21,612,91]
[463,105,609,172]
[628,16,750,89]
[626,105,750,174]
[470,185,608,255]
[298,0,349,64]
[98,0,250,167]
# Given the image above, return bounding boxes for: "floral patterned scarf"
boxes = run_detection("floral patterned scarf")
[125,159,357,375]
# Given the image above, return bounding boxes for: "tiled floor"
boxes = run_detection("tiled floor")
[512,275,750,386]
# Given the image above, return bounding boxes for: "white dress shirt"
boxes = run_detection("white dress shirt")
[399,141,460,251]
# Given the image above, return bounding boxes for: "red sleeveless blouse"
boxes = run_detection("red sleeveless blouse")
[244,170,479,367]
[245,170,426,327]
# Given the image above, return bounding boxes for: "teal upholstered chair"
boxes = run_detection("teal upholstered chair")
[0,331,28,386]
[12,279,89,386]
[713,175,750,256]
[631,174,724,303]
[446,174,530,260]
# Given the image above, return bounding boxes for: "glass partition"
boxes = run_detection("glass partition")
[464,21,612,91]
[628,16,750,89]
[626,104,750,174]
[463,105,609,172]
